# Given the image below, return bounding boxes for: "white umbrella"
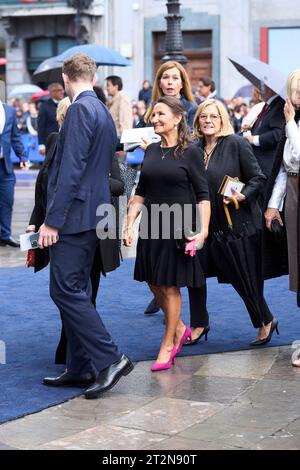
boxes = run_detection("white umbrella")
[8,84,44,98]
[228,55,287,99]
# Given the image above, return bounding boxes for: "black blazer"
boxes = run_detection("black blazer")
[201,134,266,236]
[251,96,285,178]
[37,98,59,146]
[29,132,57,272]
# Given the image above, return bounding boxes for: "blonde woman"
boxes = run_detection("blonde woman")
[265,69,300,366]
[189,99,278,346]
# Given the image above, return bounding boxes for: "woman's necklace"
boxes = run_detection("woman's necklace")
[160,145,175,160]
[204,141,218,169]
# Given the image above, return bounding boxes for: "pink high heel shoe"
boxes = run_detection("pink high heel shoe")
[151,346,177,372]
[176,326,192,356]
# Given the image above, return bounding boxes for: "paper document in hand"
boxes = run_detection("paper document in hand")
[120,127,161,144]
[20,232,40,251]
[218,175,245,198]
[223,180,245,197]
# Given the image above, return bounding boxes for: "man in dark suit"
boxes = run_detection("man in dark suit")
[245,85,285,179]
[39,54,133,399]
[37,82,64,156]
[0,101,27,247]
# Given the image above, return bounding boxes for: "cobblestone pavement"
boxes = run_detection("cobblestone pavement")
[1,171,300,450]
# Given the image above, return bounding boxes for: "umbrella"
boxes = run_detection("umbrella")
[58,44,130,66]
[228,55,287,99]
[33,44,130,83]
[233,84,253,99]
[209,204,266,326]
[8,84,43,98]
[32,90,50,101]
[32,56,64,83]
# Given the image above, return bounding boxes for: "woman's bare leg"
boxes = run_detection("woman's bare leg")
[151,284,182,364]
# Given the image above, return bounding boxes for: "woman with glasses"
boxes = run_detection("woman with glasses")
[185,99,278,346]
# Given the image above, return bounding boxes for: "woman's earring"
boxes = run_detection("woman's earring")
[174,124,178,129]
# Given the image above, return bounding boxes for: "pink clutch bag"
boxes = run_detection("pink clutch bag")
[184,240,197,257]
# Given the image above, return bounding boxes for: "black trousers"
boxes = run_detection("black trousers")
[188,285,209,328]
[188,280,273,329]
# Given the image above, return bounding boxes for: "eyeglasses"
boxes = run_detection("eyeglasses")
[199,114,221,122]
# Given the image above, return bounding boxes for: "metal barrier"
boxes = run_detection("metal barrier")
[10,134,44,164]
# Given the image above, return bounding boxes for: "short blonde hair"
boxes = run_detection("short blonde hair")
[193,99,234,140]
[62,53,96,82]
[286,69,300,105]
[56,97,71,128]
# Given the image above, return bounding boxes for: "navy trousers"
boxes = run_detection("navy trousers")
[0,160,15,240]
[49,230,122,375]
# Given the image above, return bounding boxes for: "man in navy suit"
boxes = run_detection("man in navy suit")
[0,100,27,247]
[40,54,133,399]
[37,82,64,156]
[245,85,285,179]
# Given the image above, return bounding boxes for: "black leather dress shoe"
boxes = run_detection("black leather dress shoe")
[0,237,20,248]
[84,355,134,399]
[144,298,160,315]
[250,318,279,346]
[43,371,96,387]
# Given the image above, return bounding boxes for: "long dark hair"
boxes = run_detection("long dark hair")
[153,96,192,158]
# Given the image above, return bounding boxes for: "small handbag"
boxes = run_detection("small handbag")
[26,249,35,268]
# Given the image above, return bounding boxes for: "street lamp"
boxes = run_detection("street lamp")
[67,0,94,44]
[161,0,187,64]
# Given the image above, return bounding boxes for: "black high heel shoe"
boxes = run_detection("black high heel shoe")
[250,318,279,346]
[183,326,210,346]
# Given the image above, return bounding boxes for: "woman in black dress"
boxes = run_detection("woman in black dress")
[186,99,278,346]
[124,96,210,371]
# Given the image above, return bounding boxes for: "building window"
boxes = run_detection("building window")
[261,27,300,75]
[27,36,76,73]
[153,30,212,87]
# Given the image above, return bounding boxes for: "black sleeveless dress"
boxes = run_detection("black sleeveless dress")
[134,142,209,287]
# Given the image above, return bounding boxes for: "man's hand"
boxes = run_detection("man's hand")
[38,223,59,248]
[39,147,46,156]
[264,208,283,231]
[123,226,134,247]
[20,161,30,170]
[245,134,254,145]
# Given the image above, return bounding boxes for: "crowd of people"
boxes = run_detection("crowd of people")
[1,52,300,397]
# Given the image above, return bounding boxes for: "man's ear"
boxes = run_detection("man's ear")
[62,73,69,86]
[92,75,97,86]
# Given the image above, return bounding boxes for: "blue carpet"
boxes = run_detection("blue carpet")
[0,257,299,423]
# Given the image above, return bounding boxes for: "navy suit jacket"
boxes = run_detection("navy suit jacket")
[0,104,26,174]
[45,90,117,235]
[251,96,285,178]
[37,98,59,146]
